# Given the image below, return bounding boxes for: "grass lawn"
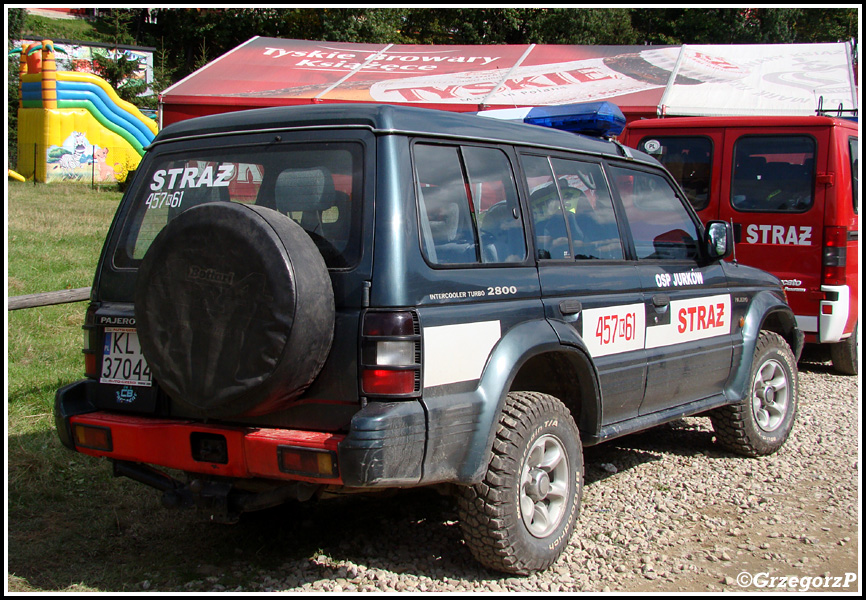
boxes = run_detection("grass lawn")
[6,182,138,591]
[7,182,120,416]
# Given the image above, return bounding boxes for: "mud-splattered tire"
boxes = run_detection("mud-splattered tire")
[711,331,798,457]
[456,392,582,575]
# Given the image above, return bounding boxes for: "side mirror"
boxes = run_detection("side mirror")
[705,220,733,260]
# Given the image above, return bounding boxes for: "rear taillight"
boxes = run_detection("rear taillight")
[822,226,848,286]
[83,309,99,378]
[360,311,421,397]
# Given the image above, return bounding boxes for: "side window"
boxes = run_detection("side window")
[523,155,571,260]
[550,158,623,260]
[463,146,526,263]
[849,136,858,214]
[731,135,815,212]
[610,166,701,261]
[414,144,524,265]
[638,136,713,211]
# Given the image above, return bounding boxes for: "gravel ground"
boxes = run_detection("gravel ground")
[167,354,860,593]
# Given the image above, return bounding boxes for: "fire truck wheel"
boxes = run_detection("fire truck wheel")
[710,331,798,457]
[830,322,858,376]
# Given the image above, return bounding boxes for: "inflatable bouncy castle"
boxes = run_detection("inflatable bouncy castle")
[15,39,157,183]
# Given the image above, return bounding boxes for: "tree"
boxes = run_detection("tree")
[793,8,858,43]
[627,7,858,45]
[533,8,637,45]
[315,8,405,43]
[8,7,27,169]
[95,8,137,45]
[629,8,751,44]
[739,8,803,44]
[92,50,147,105]
[401,8,637,46]
[143,8,406,78]
[137,40,172,111]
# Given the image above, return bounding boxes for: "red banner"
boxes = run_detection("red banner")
[160,37,856,126]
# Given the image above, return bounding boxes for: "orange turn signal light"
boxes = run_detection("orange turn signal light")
[278,446,338,478]
[73,424,113,451]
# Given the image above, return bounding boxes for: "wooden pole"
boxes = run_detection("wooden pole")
[8,287,91,311]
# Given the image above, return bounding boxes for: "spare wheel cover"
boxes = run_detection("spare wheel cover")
[134,202,335,418]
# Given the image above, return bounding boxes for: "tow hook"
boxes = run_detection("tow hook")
[112,460,240,523]
[112,460,321,523]
[169,478,238,524]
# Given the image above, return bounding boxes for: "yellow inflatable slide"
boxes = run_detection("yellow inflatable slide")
[15,40,157,183]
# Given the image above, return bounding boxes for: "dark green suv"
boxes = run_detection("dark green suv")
[55,103,802,574]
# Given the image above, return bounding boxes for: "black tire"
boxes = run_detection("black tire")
[135,202,334,418]
[711,331,797,457]
[830,322,858,376]
[456,392,582,575]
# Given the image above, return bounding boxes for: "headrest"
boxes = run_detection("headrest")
[738,156,766,178]
[422,189,460,242]
[275,168,335,213]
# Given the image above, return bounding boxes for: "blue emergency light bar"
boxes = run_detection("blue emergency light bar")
[476,101,627,138]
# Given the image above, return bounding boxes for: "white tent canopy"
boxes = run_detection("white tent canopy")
[658,43,857,117]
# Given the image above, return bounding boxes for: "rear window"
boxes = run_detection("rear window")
[113,142,364,269]
[731,135,815,213]
[638,136,713,211]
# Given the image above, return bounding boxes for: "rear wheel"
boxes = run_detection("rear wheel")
[711,331,798,457]
[830,322,858,376]
[456,392,582,575]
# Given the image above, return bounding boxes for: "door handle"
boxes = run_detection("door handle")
[652,294,670,308]
[650,294,670,325]
[559,300,582,315]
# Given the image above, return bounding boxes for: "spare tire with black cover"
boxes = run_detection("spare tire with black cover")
[135,202,334,418]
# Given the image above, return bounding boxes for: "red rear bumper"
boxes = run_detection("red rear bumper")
[69,411,345,485]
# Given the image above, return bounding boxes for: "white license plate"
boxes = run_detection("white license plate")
[101,328,152,387]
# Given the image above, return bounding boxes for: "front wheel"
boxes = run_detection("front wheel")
[711,331,798,457]
[456,392,582,575]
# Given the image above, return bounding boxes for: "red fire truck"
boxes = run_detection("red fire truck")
[621,114,858,374]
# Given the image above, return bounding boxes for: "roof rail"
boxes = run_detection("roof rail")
[816,96,858,120]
